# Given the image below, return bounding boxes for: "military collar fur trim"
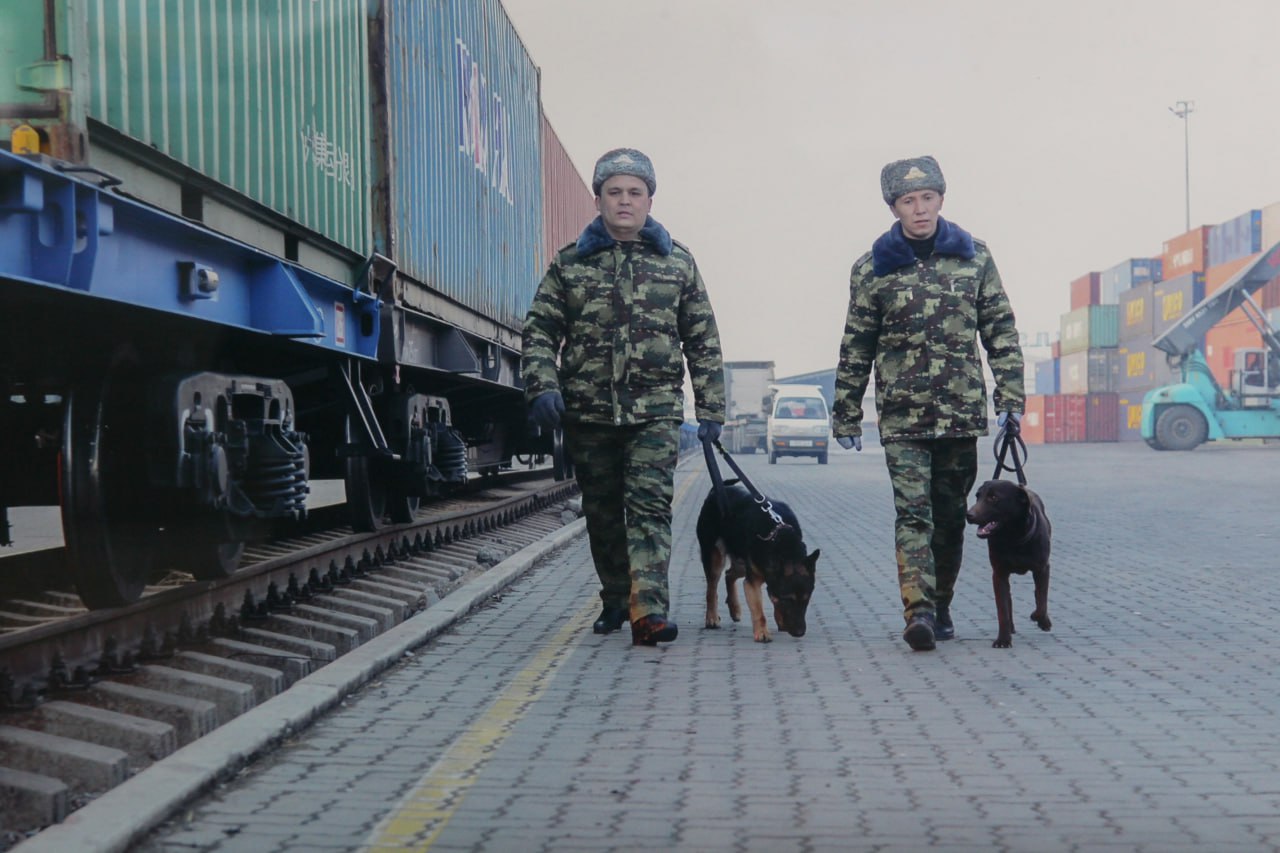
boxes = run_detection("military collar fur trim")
[576,215,674,257]
[871,217,975,276]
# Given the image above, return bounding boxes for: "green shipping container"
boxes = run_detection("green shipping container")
[84,0,371,254]
[1058,304,1119,356]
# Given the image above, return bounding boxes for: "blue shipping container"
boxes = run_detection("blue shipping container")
[1100,257,1162,304]
[1208,210,1262,267]
[381,0,544,329]
[1034,358,1060,395]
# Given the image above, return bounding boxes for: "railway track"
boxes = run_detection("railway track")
[0,472,580,843]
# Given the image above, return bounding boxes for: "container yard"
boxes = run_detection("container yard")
[1025,203,1280,448]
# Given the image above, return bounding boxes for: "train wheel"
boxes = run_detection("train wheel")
[345,416,408,531]
[387,490,419,525]
[345,452,386,533]
[162,519,246,580]
[552,427,574,481]
[61,361,160,608]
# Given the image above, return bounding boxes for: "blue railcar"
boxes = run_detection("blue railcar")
[0,1,584,608]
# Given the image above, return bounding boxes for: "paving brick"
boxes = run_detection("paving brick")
[112,445,1280,853]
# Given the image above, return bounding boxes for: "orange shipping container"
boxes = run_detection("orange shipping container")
[1205,253,1257,295]
[1022,395,1046,445]
[1161,226,1211,279]
[1069,272,1101,309]
[1204,321,1263,389]
[1205,252,1280,315]
[1262,200,1280,253]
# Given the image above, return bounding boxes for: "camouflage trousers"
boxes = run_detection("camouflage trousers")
[882,437,978,623]
[563,420,679,621]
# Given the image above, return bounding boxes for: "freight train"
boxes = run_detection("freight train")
[0,0,595,608]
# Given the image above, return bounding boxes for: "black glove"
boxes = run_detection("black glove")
[530,392,565,431]
[697,420,722,442]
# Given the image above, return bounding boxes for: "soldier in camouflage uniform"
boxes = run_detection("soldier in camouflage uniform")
[832,155,1024,651]
[522,148,725,646]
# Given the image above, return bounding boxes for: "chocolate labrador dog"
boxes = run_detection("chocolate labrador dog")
[966,479,1052,648]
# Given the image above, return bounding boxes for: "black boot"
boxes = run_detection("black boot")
[593,606,628,634]
[903,612,936,651]
[935,605,955,641]
[631,615,678,646]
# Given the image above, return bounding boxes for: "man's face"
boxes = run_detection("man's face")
[596,175,652,240]
[891,189,944,239]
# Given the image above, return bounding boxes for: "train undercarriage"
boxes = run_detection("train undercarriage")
[0,149,556,609]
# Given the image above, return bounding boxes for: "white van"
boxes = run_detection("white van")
[766,384,831,464]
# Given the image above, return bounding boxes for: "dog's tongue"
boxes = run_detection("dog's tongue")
[978,521,999,537]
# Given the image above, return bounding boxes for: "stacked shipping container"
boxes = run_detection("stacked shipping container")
[21,0,597,340]
[1028,207,1280,444]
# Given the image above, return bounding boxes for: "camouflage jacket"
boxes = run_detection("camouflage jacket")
[522,215,725,427]
[833,217,1024,442]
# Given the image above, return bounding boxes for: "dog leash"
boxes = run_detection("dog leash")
[704,438,786,528]
[701,435,730,516]
[992,422,1029,486]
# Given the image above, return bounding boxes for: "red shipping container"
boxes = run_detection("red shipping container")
[1161,226,1211,279]
[1041,395,1073,443]
[1059,395,1087,442]
[1205,321,1264,389]
[540,115,597,269]
[1085,392,1119,442]
[1022,395,1046,445]
[1069,272,1102,309]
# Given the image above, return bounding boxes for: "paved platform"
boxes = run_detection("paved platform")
[21,440,1280,852]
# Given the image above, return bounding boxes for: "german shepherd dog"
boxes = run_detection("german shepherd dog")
[966,479,1053,648]
[696,481,819,643]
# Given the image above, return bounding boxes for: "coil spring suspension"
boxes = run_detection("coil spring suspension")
[433,426,468,483]
[241,428,309,518]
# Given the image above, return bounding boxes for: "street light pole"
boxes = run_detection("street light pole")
[1169,100,1194,232]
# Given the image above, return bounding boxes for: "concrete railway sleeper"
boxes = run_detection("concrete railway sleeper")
[0,477,579,843]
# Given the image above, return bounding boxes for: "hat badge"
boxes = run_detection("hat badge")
[902,166,928,181]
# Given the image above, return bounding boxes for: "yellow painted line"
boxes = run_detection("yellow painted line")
[362,609,588,851]
[362,459,707,851]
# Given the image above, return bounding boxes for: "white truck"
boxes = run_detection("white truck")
[721,361,775,454]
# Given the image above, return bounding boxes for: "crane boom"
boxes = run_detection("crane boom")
[1152,240,1280,357]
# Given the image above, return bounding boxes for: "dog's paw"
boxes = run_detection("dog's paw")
[754,631,773,643]
[992,636,1012,649]
[1030,610,1052,631]
[705,614,721,629]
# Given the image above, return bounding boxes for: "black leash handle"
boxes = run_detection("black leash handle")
[702,436,729,516]
[992,424,1029,486]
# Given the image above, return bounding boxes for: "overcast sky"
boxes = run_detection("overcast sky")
[501,0,1280,378]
